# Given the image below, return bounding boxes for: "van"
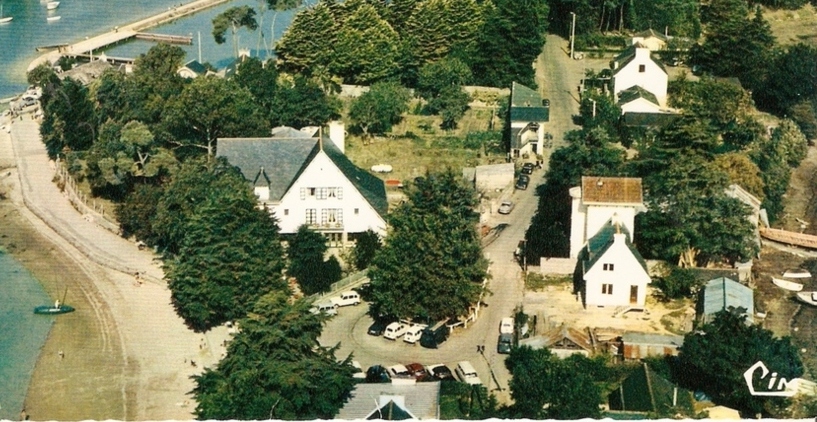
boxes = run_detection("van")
[403,324,427,344]
[497,333,513,354]
[383,322,408,340]
[420,320,450,349]
[499,317,514,334]
[330,291,361,307]
[310,301,338,316]
[455,361,481,385]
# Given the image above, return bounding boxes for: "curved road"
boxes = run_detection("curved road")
[319,34,583,405]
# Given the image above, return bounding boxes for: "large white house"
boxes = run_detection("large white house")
[570,177,650,308]
[217,123,388,245]
[610,43,668,106]
[508,81,550,157]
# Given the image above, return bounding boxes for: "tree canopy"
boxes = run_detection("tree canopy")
[348,81,411,137]
[368,170,488,321]
[287,225,340,295]
[193,291,355,419]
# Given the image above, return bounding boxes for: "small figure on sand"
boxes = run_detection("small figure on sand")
[54,299,60,309]
[134,271,143,287]
[58,350,64,359]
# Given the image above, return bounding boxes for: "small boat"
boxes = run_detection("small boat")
[34,304,75,315]
[46,1,59,9]
[46,15,60,22]
[0,5,12,23]
[796,291,817,306]
[35,43,68,52]
[773,277,804,292]
[783,268,812,279]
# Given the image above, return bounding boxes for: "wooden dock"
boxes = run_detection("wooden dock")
[72,53,135,65]
[135,32,193,45]
[760,227,817,249]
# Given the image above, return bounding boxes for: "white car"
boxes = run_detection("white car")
[309,301,338,316]
[402,324,428,344]
[387,364,411,378]
[351,360,366,380]
[500,317,514,334]
[498,201,514,215]
[383,322,408,340]
[330,291,361,307]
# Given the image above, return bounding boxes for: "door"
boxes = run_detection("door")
[630,285,638,304]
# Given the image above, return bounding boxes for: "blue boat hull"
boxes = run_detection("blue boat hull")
[33,305,75,315]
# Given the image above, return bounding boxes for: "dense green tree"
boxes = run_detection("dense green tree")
[348,82,411,137]
[678,311,803,417]
[115,183,165,245]
[403,0,487,66]
[193,291,356,419]
[789,101,817,141]
[351,229,382,271]
[269,75,341,128]
[576,91,622,140]
[40,78,97,159]
[652,264,703,299]
[26,63,61,109]
[751,120,808,222]
[427,85,471,130]
[505,346,602,419]
[416,57,472,101]
[162,77,268,157]
[471,0,549,87]
[287,225,335,295]
[628,0,701,37]
[165,178,286,331]
[274,1,337,76]
[712,153,765,200]
[213,6,259,58]
[330,0,401,83]
[233,57,280,113]
[368,170,487,321]
[129,43,188,123]
[756,44,817,114]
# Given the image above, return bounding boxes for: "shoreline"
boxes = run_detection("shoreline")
[27,0,234,72]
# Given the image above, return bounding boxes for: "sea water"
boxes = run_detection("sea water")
[0,0,312,100]
[0,251,53,421]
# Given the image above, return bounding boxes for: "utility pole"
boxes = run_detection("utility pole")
[570,12,576,60]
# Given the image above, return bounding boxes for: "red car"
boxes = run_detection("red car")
[405,363,428,380]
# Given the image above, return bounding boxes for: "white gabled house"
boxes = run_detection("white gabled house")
[508,82,550,157]
[569,177,650,308]
[631,29,668,51]
[610,43,668,107]
[217,122,388,245]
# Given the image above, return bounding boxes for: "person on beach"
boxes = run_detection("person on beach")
[54,299,60,309]
[58,350,64,359]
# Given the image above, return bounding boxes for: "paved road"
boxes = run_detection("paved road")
[319,34,586,405]
[9,117,163,282]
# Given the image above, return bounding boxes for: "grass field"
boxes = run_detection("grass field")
[766,4,817,46]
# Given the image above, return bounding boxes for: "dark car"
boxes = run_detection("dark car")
[367,316,395,336]
[497,333,513,354]
[427,364,455,381]
[419,320,450,349]
[366,365,391,383]
[521,162,535,175]
[515,175,530,190]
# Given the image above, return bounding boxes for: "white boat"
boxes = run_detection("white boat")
[796,291,817,306]
[773,277,804,292]
[783,268,812,279]
[46,15,60,22]
[0,5,12,23]
[46,1,59,10]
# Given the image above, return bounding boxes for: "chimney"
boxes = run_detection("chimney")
[328,120,345,153]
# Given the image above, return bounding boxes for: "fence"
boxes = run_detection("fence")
[54,159,120,235]
[309,268,370,302]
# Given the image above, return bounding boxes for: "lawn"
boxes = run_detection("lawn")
[765,4,817,46]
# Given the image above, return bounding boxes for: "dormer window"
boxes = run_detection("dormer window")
[638,64,645,73]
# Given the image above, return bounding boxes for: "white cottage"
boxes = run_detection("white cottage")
[217,123,387,245]
[610,43,668,106]
[631,29,668,51]
[508,82,550,157]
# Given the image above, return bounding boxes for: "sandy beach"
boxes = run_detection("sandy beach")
[0,113,230,420]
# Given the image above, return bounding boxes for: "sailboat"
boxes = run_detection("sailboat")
[34,287,75,315]
[46,1,59,10]
[46,15,61,22]
[0,5,12,24]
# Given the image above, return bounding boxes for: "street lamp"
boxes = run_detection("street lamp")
[570,12,576,60]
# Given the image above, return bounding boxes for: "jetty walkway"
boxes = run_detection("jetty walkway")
[27,0,232,72]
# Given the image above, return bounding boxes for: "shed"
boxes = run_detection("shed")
[621,332,684,360]
[474,163,514,192]
[519,324,594,358]
[608,363,694,415]
[699,277,754,324]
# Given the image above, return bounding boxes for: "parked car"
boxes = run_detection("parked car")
[330,291,361,307]
[309,301,338,316]
[521,162,535,175]
[498,201,514,215]
[499,317,514,334]
[352,360,366,380]
[426,364,455,381]
[405,362,428,380]
[403,324,427,344]
[515,175,530,190]
[366,365,391,383]
[455,361,482,385]
[388,364,412,379]
[383,321,409,340]
[367,317,392,336]
[497,333,513,354]
[420,320,450,349]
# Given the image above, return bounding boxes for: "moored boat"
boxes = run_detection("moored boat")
[0,5,12,23]
[796,291,817,306]
[783,268,812,279]
[46,1,59,10]
[34,304,75,315]
[46,15,60,22]
[773,277,804,292]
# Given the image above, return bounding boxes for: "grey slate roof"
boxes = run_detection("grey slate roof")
[510,82,549,123]
[217,129,388,217]
[622,332,684,347]
[583,219,648,274]
[617,85,660,107]
[700,277,754,323]
[337,382,441,420]
[622,111,681,127]
[181,59,208,76]
[608,363,694,413]
[611,44,667,76]
[633,28,668,42]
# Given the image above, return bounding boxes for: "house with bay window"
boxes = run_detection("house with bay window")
[217,123,387,245]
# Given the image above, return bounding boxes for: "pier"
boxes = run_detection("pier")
[135,32,193,45]
[28,0,233,72]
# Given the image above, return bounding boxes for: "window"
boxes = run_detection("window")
[354,208,359,215]
[328,187,337,198]
[638,64,645,73]
[305,209,317,225]
[284,209,289,216]
[322,208,343,225]
[317,187,328,200]
[603,263,615,271]
[309,188,316,197]
[602,284,613,295]
[300,187,317,199]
